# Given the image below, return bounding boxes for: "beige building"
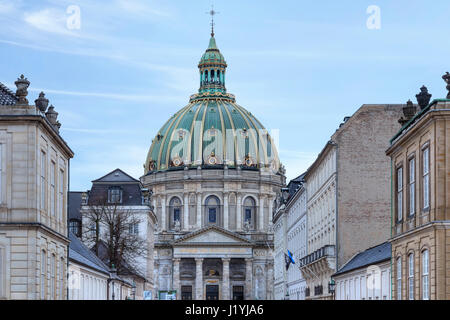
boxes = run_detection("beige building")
[0,76,74,299]
[387,79,450,300]
[299,104,404,299]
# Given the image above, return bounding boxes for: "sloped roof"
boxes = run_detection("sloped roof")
[92,168,140,183]
[333,242,391,277]
[68,232,110,275]
[0,82,17,105]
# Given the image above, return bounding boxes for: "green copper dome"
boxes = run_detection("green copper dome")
[144,34,280,174]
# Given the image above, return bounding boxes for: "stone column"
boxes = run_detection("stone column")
[196,192,202,229]
[183,193,189,230]
[222,258,230,300]
[236,194,242,231]
[223,193,229,230]
[161,195,166,231]
[268,197,274,230]
[195,258,203,300]
[259,195,265,231]
[173,258,181,300]
[245,258,253,300]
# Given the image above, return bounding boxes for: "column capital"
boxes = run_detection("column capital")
[173,257,181,263]
[195,257,203,263]
[245,258,253,263]
[222,258,231,263]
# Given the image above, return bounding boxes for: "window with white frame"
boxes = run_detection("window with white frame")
[397,257,402,300]
[422,147,430,209]
[41,250,46,299]
[422,250,429,300]
[408,253,414,300]
[59,258,64,299]
[129,222,139,235]
[50,161,55,216]
[408,157,415,216]
[51,254,56,299]
[397,167,403,221]
[108,187,122,204]
[59,169,64,221]
[41,151,46,211]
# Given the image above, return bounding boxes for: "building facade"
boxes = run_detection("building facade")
[141,29,284,300]
[298,104,404,300]
[333,242,391,300]
[273,174,307,300]
[387,79,450,300]
[0,77,73,300]
[77,169,156,299]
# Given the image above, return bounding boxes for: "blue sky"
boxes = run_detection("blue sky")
[1,0,449,191]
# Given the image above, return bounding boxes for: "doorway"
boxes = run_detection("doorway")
[206,285,219,300]
[232,286,244,300]
[181,286,192,300]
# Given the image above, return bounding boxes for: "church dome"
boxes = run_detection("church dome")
[144,33,280,174]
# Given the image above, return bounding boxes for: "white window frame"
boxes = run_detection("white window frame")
[422,250,429,300]
[51,254,56,299]
[408,253,414,300]
[408,157,415,216]
[422,147,430,209]
[50,161,55,217]
[41,250,47,300]
[397,167,403,221]
[41,151,46,211]
[397,257,402,300]
[59,169,64,222]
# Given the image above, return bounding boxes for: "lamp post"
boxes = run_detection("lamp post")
[328,279,336,300]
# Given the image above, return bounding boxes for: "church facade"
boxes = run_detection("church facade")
[141,28,285,300]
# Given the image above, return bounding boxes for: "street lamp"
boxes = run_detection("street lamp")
[328,279,336,299]
[132,281,136,300]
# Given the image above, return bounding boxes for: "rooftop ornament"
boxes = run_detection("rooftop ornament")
[14,74,30,105]
[416,85,432,110]
[35,92,49,113]
[398,100,417,126]
[45,105,61,132]
[443,72,450,99]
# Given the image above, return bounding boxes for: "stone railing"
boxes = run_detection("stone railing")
[298,245,335,267]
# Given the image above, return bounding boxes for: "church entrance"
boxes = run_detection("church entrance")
[206,285,219,300]
[232,286,244,300]
[181,286,192,300]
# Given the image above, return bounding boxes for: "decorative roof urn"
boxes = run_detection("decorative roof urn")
[45,105,59,125]
[35,92,49,112]
[443,72,450,99]
[416,86,432,110]
[398,100,416,126]
[14,74,30,105]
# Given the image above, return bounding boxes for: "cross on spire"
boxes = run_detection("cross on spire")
[206,5,219,37]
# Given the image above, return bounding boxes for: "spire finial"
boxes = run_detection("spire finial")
[206,5,219,37]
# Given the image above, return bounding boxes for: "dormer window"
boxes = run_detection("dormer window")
[108,187,122,204]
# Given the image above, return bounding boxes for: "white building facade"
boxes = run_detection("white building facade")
[286,185,307,300]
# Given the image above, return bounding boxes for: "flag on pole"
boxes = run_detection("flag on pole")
[285,250,295,270]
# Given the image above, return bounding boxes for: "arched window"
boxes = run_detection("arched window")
[205,195,220,225]
[422,249,429,300]
[396,257,402,300]
[210,70,215,83]
[243,197,256,230]
[204,70,208,84]
[169,197,182,230]
[408,253,414,300]
[217,70,221,84]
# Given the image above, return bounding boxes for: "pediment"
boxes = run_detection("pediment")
[173,226,253,246]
